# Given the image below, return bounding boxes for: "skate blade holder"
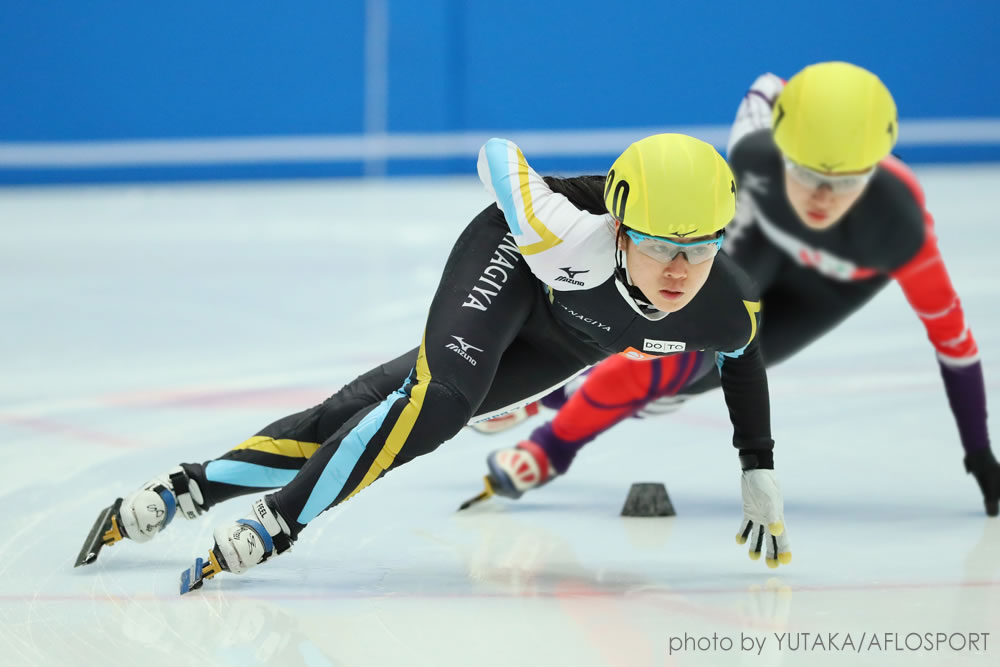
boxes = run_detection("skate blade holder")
[179,549,223,595]
[457,475,497,511]
[74,498,125,567]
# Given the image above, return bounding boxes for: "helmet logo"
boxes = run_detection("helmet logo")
[669,228,699,238]
[887,120,895,139]
[731,180,736,197]
[773,103,786,131]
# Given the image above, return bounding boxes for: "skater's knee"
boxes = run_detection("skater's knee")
[419,379,475,437]
[381,379,475,465]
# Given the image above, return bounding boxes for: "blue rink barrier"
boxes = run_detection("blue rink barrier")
[2,2,997,183]
[1,122,998,185]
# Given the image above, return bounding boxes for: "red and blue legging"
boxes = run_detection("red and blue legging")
[533,351,710,474]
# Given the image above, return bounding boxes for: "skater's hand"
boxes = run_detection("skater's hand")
[746,72,785,105]
[736,469,791,568]
[965,450,1000,517]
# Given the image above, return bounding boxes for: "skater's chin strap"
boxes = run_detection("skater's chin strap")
[614,239,669,321]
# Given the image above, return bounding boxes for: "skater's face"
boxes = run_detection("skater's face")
[618,227,716,313]
[782,159,872,230]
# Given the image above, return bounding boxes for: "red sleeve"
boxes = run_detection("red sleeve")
[883,156,980,365]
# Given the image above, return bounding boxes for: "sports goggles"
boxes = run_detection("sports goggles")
[624,228,724,265]
[783,158,876,193]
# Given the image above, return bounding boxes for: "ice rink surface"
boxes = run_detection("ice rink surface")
[1,166,999,666]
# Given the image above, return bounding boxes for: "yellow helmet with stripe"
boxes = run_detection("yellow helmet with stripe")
[604,133,736,238]
[773,61,898,172]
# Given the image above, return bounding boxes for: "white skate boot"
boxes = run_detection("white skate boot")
[119,466,206,542]
[75,466,205,566]
[180,497,294,594]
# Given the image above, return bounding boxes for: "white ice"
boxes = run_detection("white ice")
[1,167,998,667]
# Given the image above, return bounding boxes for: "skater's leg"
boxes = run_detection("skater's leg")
[539,352,705,473]
[474,349,709,503]
[183,350,417,508]
[77,351,417,564]
[191,207,593,584]
[267,214,551,536]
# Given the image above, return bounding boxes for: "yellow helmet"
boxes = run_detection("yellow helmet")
[773,61,898,172]
[604,133,736,238]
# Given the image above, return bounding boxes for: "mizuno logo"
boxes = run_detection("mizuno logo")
[554,266,590,286]
[451,336,482,353]
[446,336,483,365]
[559,267,589,280]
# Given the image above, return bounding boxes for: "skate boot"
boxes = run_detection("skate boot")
[470,401,541,435]
[180,497,294,594]
[75,466,205,566]
[459,440,557,510]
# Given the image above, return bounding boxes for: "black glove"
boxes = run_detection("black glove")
[964,449,1000,517]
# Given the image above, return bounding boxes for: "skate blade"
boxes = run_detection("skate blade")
[457,475,496,511]
[179,549,223,595]
[74,498,124,567]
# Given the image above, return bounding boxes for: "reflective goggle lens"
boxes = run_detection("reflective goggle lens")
[624,229,723,265]
[783,158,875,193]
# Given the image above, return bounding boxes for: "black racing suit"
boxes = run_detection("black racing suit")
[180,175,772,538]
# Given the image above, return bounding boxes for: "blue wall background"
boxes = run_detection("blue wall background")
[1,1,997,184]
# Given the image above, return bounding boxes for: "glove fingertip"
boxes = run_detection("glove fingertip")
[736,535,747,545]
[778,552,792,565]
[749,551,761,561]
[765,558,779,569]
[768,521,785,536]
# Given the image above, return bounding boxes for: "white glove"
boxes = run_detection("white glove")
[727,72,786,155]
[736,469,792,568]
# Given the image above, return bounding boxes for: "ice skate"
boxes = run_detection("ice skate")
[75,466,205,567]
[470,401,541,435]
[180,497,294,594]
[459,440,556,510]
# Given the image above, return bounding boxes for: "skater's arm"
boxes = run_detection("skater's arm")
[727,73,785,156]
[719,332,791,568]
[717,336,774,465]
[893,231,990,452]
[884,162,990,454]
[715,298,774,464]
[477,138,616,290]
